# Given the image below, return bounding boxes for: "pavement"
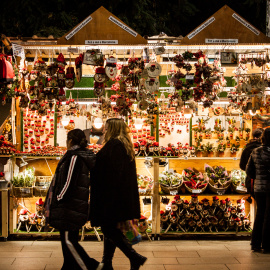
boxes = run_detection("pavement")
[0,239,270,270]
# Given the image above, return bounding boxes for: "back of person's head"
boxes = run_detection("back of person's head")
[261,128,270,146]
[252,128,264,139]
[104,118,134,160]
[67,129,88,148]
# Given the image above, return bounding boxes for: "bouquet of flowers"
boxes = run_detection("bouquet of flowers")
[231,169,247,193]
[216,142,226,152]
[159,171,182,187]
[205,164,231,189]
[137,174,153,195]
[183,168,208,191]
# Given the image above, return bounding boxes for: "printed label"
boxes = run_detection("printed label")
[108,16,138,37]
[188,17,215,39]
[205,38,238,44]
[232,13,260,35]
[170,190,178,195]
[192,189,202,194]
[85,40,118,45]
[65,15,93,40]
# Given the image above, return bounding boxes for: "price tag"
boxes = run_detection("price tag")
[184,157,188,160]
[139,189,146,194]
[145,157,153,161]
[22,156,27,159]
[20,188,30,193]
[38,182,45,186]
[217,190,225,195]
[236,186,247,192]
[192,189,202,194]
[56,157,60,160]
[233,157,237,160]
[170,190,178,195]
[185,75,194,80]
[41,186,48,189]
[67,47,79,53]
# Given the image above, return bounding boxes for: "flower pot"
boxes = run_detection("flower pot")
[202,151,208,157]
[212,133,218,139]
[196,151,203,157]
[230,152,237,157]
[218,152,225,157]
[208,151,214,157]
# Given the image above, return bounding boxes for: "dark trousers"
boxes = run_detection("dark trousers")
[101,226,139,265]
[60,230,98,270]
[252,192,270,250]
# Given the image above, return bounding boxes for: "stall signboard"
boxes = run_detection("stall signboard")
[65,15,93,40]
[232,13,260,35]
[85,40,118,45]
[205,39,238,44]
[187,17,215,39]
[108,16,138,37]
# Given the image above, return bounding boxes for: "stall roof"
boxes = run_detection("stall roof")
[57,6,147,46]
[181,5,270,45]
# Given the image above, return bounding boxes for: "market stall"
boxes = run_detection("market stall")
[1,5,270,239]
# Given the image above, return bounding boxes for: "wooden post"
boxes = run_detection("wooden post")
[1,190,9,239]
[152,157,160,237]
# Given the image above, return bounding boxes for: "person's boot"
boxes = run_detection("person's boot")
[102,237,116,270]
[130,252,147,270]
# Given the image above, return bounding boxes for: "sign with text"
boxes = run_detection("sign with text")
[206,38,238,44]
[108,16,138,37]
[232,13,260,35]
[188,17,215,39]
[65,15,92,40]
[67,47,79,53]
[85,40,118,45]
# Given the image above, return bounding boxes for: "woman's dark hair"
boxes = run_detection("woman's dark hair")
[252,128,264,139]
[261,128,270,146]
[67,129,88,148]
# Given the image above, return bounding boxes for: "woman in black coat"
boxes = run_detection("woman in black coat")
[240,128,263,195]
[246,128,270,253]
[90,118,147,270]
[45,129,100,270]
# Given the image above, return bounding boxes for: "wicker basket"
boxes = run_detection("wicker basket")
[208,180,231,195]
[33,176,52,197]
[184,183,208,194]
[231,182,248,194]
[12,186,33,198]
[160,181,183,195]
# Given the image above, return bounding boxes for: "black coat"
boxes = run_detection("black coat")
[47,147,96,230]
[90,139,140,227]
[239,140,261,194]
[246,145,270,193]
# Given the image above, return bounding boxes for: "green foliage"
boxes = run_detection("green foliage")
[11,167,35,187]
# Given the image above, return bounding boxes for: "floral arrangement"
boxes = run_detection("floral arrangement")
[11,167,35,187]
[159,170,182,187]
[231,169,246,187]
[230,143,240,153]
[205,164,231,188]
[216,142,226,152]
[194,143,205,152]
[137,174,153,194]
[0,172,5,179]
[203,142,215,152]
[182,168,208,190]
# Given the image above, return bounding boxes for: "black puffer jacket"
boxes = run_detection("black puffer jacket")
[47,147,96,230]
[240,140,261,193]
[90,139,140,227]
[246,145,270,193]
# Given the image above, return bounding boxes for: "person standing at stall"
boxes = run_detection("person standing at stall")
[45,129,100,270]
[246,127,270,253]
[90,118,147,270]
[240,128,263,196]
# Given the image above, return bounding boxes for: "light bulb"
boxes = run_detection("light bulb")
[134,118,143,130]
[61,117,69,126]
[248,110,257,116]
[93,117,103,129]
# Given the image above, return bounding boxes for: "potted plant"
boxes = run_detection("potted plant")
[204,142,215,157]
[245,128,251,140]
[216,142,226,157]
[230,144,240,157]
[11,167,35,197]
[194,144,205,157]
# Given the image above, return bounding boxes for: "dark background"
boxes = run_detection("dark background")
[0,0,267,38]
